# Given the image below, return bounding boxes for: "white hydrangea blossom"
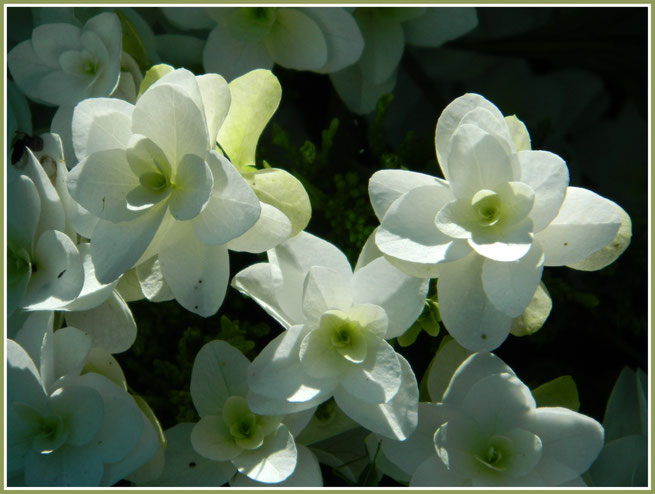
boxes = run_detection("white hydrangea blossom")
[380,351,604,487]
[8,12,122,107]
[232,231,429,440]
[145,340,322,486]
[7,313,159,486]
[161,7,365,81]
[66,68,263,316]
[371,93,627,351]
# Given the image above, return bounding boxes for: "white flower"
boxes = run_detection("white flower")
[7,314,158,486]
[8,12,122,107]
[160,7,364,81]
[232,231,428,440]
[186,340,321,484]
[330,7,478,114]
[66,68,262,316]
[380,352,604,487]
[7,150,84,317]
[371,93,627,351]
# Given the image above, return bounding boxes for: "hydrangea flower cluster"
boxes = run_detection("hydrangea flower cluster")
[6,6,640,488]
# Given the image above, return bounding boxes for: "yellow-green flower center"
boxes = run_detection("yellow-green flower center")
[471,189,502,226]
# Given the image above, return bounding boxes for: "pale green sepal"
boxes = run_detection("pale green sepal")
[567,204,632,271]
[138,63,174,99]
[217,69,281,169]
[532,375,580,412]
[510,281,552,337]
[245,168,311,236]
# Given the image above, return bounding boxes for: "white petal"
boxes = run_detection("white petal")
[203,25,273,82]
[302,266,354,321]
[435,93,507,179]
[22,149,66,235]
[369,169,445,222]
[299,7,363,73]
[461,372,536,435]
[518,150,569,232]
[232,425,297,483]
[23,230,84,310]
[7,338,49,411]
[341,339,401,403]
[24,443,104,487]
[231,262,293,330]
[334,354,418,440]
[8,171,40,251]
[158,225,230,317]
[437,254,514,351]
[410,455,470,486]
[403,7,478,47]
[90,204,167,284]
[196,73,230,144]
[377,185,469,265]
[83,12,122,60]
[269,232,353,326]
[75,372,143,463]
[71,97,134,163]
[168,153,213,221]
[353,256,429,338]
[469,218,534,262]
[248,325,337,406]
[190,340,250,417]
[139,423,235,486]
[8,40,60,100]
[442,352,516,406]
[136,256,174,302]
[532,407,604,485]
[447,124,514,199]
[381,402,450,476]
[537,187,622,266]
[354,228,382,271]
[481,241,545,317]
[191,415,242,461]
[265,8,328,71]
[192,151,261,245]
[51,327,91,380]
[64,291,137,354]
[231,443,322,486]
[354,8,405,85]
[50,384,103,446]
[67,148,141,223]
[226,202,292,253]
[132,83,209,167]
[58,242,117,312]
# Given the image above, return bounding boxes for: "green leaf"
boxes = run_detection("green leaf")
[397,321,421,347]
[115,10,150,71]
[532,375,580,412]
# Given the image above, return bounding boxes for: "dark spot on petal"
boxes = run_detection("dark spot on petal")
[189,462,196,468]
[198,279,203,284]
[564,242,568,246]
[57,270,66,279]
[481,334,487,340]
[194,305,198,309]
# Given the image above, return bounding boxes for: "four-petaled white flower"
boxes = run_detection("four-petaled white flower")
[232,232,428,440]
[67,68,262,316]
[380,352,604,487]
[8,13,122,107]
[187,340,321,484]
[371,93,626,351]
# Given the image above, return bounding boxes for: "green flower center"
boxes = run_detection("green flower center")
[471,189,502,226]
[474,435,512,473]
[221,395,281,451]
[139,170,169,192]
